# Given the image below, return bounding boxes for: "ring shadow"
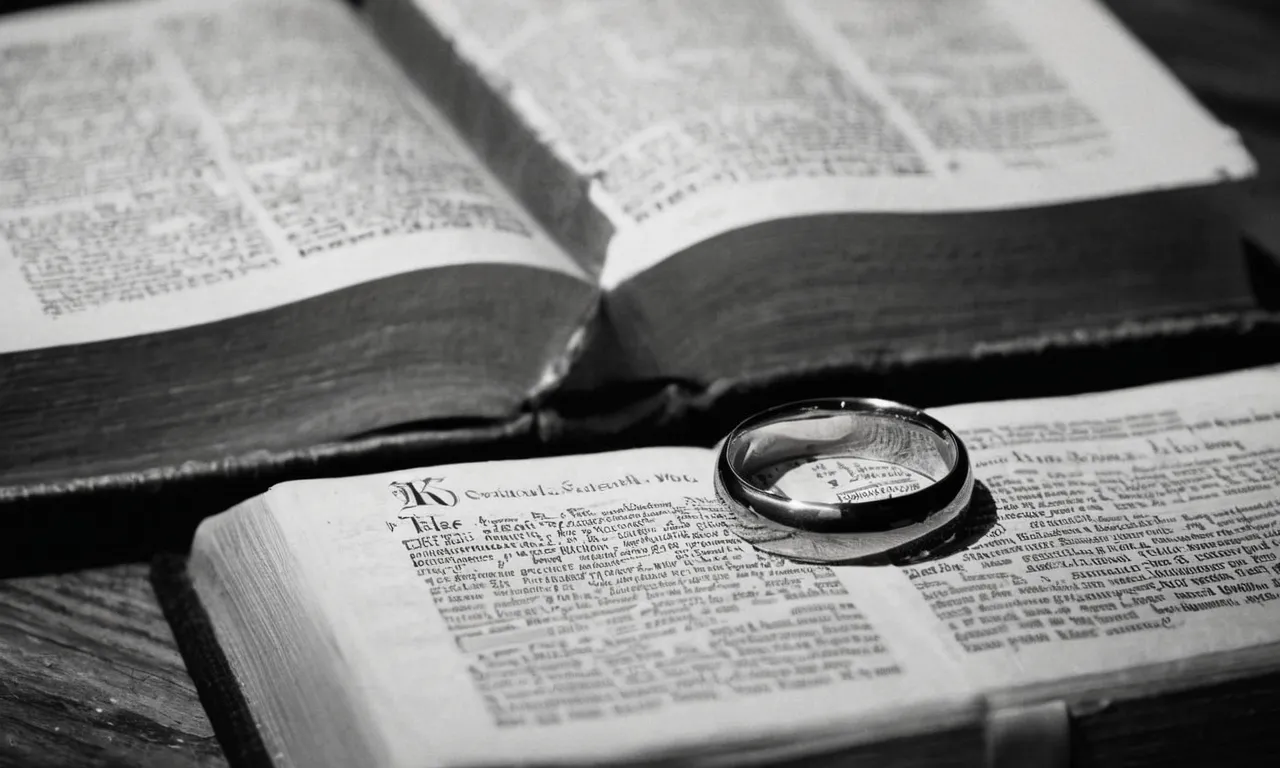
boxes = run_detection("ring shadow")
[906,478,999,563]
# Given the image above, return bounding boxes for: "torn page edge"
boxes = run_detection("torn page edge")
[526,293,603,407]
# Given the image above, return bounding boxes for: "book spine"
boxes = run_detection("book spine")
[364,0,615,277]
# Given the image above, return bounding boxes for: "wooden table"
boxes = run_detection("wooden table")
[0,565,225,768]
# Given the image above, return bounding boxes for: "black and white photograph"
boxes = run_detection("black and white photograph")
[1,1,1279,766]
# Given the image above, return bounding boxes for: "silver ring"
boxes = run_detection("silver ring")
[715,398,972,535]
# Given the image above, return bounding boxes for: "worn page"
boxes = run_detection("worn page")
[0,0,582,354]
[894,365,1280,695]
[270,448,977,767]
[408,0,1254,288]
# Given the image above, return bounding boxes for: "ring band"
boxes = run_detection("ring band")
[715,398,972,534]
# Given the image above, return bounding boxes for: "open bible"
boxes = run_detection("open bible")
[164,364,1280,767]
[0,0,1271,495]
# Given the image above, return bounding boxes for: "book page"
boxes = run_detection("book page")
[269,448,978,767]
[0,0,583,354]
[897,365,1280,695]
[408,0,1254,288]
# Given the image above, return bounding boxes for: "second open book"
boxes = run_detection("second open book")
[0,0,1264,491]
[183,364,1280,767]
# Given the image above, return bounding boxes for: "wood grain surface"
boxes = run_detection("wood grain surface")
[0,564,225,768]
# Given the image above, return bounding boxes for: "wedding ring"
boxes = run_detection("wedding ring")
[712,398,974,563]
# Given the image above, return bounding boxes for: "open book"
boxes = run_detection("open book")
[172,364,1280,766]
[0,0,1266,492]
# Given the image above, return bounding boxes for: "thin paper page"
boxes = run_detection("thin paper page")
[272,447,976,767]
[0,0,582,354]
[410,0,1254,288]
[898,365,1280,693]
